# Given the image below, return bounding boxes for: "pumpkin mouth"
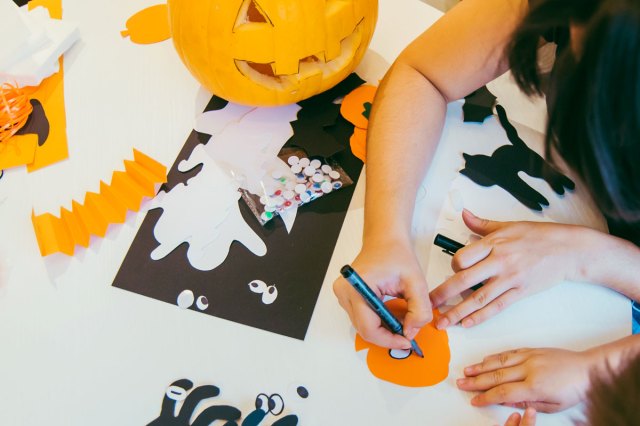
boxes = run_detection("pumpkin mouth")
[234,20,364,92]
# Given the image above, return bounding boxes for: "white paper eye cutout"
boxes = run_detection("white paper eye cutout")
[196,295,209,310]
[248,280,278,304]
[249,280,267,293]
[389,348,412,360]
[177,290,195,309]
[262,285,278,305]
[165,385,189,401]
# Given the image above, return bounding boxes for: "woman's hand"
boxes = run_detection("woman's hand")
[430,209,599,329]
[333,236,433,349]
[458,347,593,413]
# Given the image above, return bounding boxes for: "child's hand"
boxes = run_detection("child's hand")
[501,408,536,426]
[457,347,593,412]
[333,236,433,348]
[430,209,599,329]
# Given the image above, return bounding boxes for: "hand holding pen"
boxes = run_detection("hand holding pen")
[341,265,424,357]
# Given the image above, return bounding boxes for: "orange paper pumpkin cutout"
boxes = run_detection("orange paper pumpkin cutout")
[340,84,377,163]
[121,4,171,45]
[167,0,378,106]
[355,299,450,387]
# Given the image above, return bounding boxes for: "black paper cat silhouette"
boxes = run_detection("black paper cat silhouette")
[460,104,575,211]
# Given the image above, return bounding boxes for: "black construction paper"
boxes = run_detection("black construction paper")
[113,75,365,340]
[463,86,497,123]
[460,104,575,211]
[15,99,49,146]
[284,73,364,158]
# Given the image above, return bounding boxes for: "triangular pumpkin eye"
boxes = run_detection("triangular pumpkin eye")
[235,0,271,27]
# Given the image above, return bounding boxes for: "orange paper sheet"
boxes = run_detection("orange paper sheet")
[0,134,38,169]
[121,4,171,45]
[18,0,69,172]
[355,300,450,387]
[340,84,377,163]
[31,149,167,257]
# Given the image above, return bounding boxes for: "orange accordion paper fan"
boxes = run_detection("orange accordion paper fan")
[31,149,167,256]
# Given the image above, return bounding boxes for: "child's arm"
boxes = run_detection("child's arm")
[333,0,528,349]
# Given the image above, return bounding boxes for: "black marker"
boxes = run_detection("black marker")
[434,234,483,291]
[341,265,424,358]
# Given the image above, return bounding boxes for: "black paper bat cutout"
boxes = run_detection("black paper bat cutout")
[463,86,497,123]
[148,380,300,426]
[460,104,575,211]
[285,73,365,158]
[15,99,50,146]
[147,379,241,426]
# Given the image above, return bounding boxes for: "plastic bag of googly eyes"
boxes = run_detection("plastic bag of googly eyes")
[240,148,353,226]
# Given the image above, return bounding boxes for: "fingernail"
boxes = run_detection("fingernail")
[464,366,475,374]
[404,327,418,340]
[463,208,476,217]
[436,317,449,329]
[462,317,474,328]
[456,378,467,387]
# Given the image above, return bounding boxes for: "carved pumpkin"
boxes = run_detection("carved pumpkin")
[167,0,378,106]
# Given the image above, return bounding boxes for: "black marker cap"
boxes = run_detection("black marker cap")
[434,234,464,255]
[340,265,354,279]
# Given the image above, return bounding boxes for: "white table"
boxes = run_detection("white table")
[0,1,629,425]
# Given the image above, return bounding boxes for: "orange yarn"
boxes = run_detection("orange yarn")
[0,82,33,144]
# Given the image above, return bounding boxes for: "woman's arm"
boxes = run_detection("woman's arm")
[333,0,528,348]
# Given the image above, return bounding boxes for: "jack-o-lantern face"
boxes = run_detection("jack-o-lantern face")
[355,300,451,387]
[168,0,378,106]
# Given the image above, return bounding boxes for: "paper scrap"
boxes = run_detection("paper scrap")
[121,4,171,45]
[31,149,167,256]
[340,84,376,163]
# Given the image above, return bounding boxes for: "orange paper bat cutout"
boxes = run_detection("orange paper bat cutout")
[355,299,450,387]
[31,149,167,256]
[121,4,171,45]
[340,84,377,163]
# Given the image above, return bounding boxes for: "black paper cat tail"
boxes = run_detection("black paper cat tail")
[495,104,526,149]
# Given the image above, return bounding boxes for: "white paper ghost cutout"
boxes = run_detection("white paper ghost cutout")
[149,101,302,271]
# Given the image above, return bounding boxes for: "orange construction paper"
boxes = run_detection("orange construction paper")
[340,84,377,163]
[355,300,450,387]
[121,4,171,45]
[23,0,68,172]
[31,149,167,257]
[0,134,38,169]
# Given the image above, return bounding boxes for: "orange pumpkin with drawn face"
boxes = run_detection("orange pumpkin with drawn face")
[167,0,378,106]
[355,299,451,387]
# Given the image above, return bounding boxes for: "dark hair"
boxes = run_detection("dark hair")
[574,352,640,426]
[509,0,640,223]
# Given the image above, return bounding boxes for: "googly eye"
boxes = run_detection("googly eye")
[255,393,269,412]
[389,348,412,360]
[261,285,278,304]
[268,393,284,416]
[249,280,267,293]
[196,295,209,311]
[177,290,194,309]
